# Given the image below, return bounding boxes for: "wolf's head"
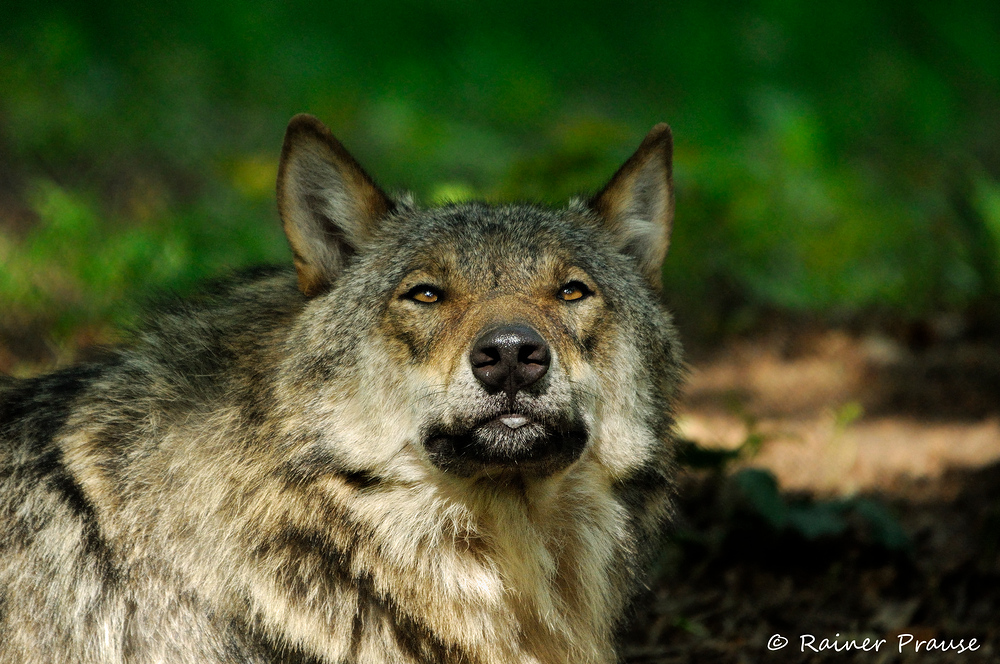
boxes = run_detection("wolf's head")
[275,115,681,488]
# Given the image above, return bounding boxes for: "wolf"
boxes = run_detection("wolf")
[0,114,683,663]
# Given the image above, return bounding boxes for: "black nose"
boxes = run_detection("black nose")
[470,325,550,399]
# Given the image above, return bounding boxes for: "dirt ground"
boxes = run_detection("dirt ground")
[628,326,1000,663]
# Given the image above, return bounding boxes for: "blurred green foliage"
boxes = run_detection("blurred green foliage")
[1,1,999,350]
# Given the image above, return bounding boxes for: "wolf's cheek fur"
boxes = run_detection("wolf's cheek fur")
[584,329,666,477]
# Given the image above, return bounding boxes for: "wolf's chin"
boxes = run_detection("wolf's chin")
[422,416,587,478]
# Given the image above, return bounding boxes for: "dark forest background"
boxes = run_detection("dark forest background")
[3,1,999,355]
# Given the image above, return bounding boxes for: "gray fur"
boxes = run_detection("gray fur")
[0,116,683,664]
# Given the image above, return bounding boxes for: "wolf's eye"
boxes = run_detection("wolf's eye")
[557,281,592,302]
[405,285,443,304]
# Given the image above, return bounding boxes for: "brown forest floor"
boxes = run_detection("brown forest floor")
[626,325,1000,663]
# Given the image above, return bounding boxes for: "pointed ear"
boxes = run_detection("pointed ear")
[589,123,674,290]
[277,114,395,297]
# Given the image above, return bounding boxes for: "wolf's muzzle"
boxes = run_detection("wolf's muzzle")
[423,417,587,479]
[469,324,550,402]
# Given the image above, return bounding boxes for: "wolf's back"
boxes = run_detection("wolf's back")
[0,269,308,662]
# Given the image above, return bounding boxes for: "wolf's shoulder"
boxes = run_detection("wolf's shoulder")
[138,264,303,336]
[2,266,303,430]
[121,264,301,356]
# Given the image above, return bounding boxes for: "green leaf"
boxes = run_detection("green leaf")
[734,469,788,529]
[851,499,911,551]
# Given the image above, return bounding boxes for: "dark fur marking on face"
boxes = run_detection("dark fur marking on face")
[297,352,351,383]
[388,326,433,363]
[281,447,387,493]
[120,598,139,660]
[90,420,142,478]
[338,469,385,492]
[237,399,270,431]
[280,446,333,485]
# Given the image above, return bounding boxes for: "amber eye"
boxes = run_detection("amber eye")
[405,285,442,304]
[558,281,592,302]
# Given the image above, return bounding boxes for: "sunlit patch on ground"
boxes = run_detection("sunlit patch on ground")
[679,329,1000,496]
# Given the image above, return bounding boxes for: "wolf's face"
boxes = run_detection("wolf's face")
[276,115,678,486]
[378,207,622,479]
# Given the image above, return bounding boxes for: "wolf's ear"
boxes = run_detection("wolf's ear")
[277,114,395,297]
[589,123,674,290]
